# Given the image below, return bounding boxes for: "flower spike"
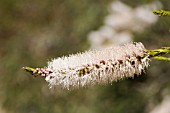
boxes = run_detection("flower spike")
[23,42,170,90]
[24,42,150,89]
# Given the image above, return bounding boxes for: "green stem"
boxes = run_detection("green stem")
[22,67,35,73]
[154,56,170,62]
[153,10,170,16]
[22,67,38,77]
[147,47,170,61]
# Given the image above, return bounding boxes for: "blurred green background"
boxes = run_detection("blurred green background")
[0,0,170,113]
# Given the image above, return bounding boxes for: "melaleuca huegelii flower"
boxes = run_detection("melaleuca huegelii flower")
[36,42,150,90]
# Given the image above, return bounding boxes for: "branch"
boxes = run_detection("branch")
[23,46,170,78]
[153,10,170,16]
[22,67,38,77]
[147,47,170,57]
[22,43,170,89]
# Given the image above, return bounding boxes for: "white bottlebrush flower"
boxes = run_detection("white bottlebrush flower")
[35,42,150,90]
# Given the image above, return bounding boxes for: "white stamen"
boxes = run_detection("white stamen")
[45,42,150,90]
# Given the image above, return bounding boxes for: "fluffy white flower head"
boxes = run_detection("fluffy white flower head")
[45,42,150,90]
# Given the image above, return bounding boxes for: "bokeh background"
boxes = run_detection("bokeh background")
[0,0,170,113]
